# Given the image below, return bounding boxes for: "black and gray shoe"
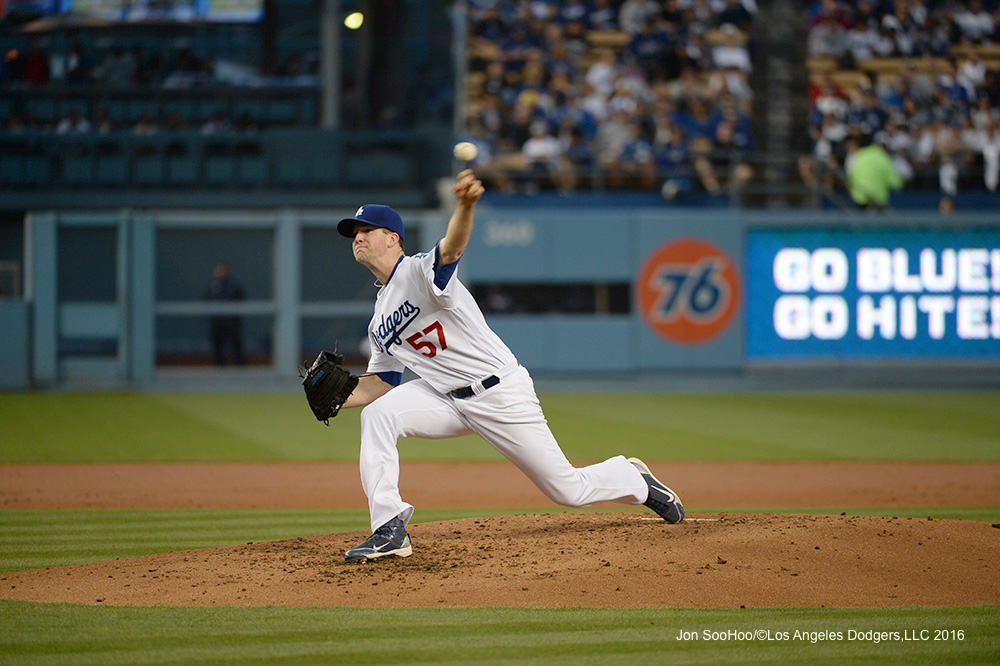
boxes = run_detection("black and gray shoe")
[345,516,412,563]
[628,457,684,524]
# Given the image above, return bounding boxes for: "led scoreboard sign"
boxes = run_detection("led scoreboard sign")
[745,228,1000,359]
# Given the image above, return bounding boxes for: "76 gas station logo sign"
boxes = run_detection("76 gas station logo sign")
[636,238,742,345]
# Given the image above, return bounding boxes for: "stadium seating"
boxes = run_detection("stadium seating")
[461,1,758,197]
[802,1,1000,203]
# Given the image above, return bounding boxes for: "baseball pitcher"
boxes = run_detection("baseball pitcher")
[300,169,684,562]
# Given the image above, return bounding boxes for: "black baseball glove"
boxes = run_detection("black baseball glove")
[299,350,359,424]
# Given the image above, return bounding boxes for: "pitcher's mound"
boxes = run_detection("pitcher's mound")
[2,513,998,608]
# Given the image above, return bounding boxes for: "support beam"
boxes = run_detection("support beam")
[319,0,341,129]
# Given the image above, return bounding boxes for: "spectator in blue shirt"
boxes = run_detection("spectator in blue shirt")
[625,19,674,76]
[655,123,696,198]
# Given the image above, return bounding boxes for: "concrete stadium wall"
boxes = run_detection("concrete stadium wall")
[5,206,999,389]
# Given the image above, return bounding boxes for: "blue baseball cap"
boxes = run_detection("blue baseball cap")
[337,204,405,241]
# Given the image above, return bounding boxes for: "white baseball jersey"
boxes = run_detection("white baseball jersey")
[364,243,516,393]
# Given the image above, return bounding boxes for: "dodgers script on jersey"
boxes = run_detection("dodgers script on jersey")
[365,244,516,393]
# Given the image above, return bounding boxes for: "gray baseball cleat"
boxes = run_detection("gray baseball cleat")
[628,457,685,524]
[345,515,412,563]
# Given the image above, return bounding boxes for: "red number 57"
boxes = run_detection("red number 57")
[406,321,448,358]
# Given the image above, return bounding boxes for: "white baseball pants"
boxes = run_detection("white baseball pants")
[357,364,648,532]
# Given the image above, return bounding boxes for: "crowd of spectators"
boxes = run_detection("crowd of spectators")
[1,35,316,135]
[1,37,220,90]
[801,0,1000,211]
[1,32,322,90]
[4,101,261,143]
[458,0,758,197]
[6,1,998,207]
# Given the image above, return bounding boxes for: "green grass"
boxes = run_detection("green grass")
[1,602,998,665]
[2,390,999,664]
[542,392,1000,462]
[0,392,485,463]
[2,391,999,463]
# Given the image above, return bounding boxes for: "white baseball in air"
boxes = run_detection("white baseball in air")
[453,141,478,162]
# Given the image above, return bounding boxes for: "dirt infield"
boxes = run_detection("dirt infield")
[3,461,999,509]
[2,462,999,608]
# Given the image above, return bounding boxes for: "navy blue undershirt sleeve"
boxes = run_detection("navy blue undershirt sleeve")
[376,371,402,387]
[433,243,460,291]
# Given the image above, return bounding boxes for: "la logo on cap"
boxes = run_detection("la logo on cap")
[356,206,365,217]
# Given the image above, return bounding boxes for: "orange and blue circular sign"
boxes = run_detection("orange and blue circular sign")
[636,238,741,345]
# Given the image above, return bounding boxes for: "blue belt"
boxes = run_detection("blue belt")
[449,375,500,399]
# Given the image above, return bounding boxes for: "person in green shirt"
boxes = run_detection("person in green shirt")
[845,136,904,210]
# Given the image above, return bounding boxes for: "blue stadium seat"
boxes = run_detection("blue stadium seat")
[237,155,267,184]
[63,156,94,186]
[345,153,409,186]
[0,154,21,184]
[163,100,199,123]
[199,100,228,123]
[0,136,27,183]
[22,155,51,185]
[233,99,266,124]
[204,155,235,184]
[128,99,159,125]
[299,100,316,125]
[265,99,298,125]
[166,156,199,185]
[60,98,90,118]
[25,98,58,124]
[105,99,131,124]
[274,156,308,185]
[133,155,165,186]
[307,155,341,185]
[96,155,129,185]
